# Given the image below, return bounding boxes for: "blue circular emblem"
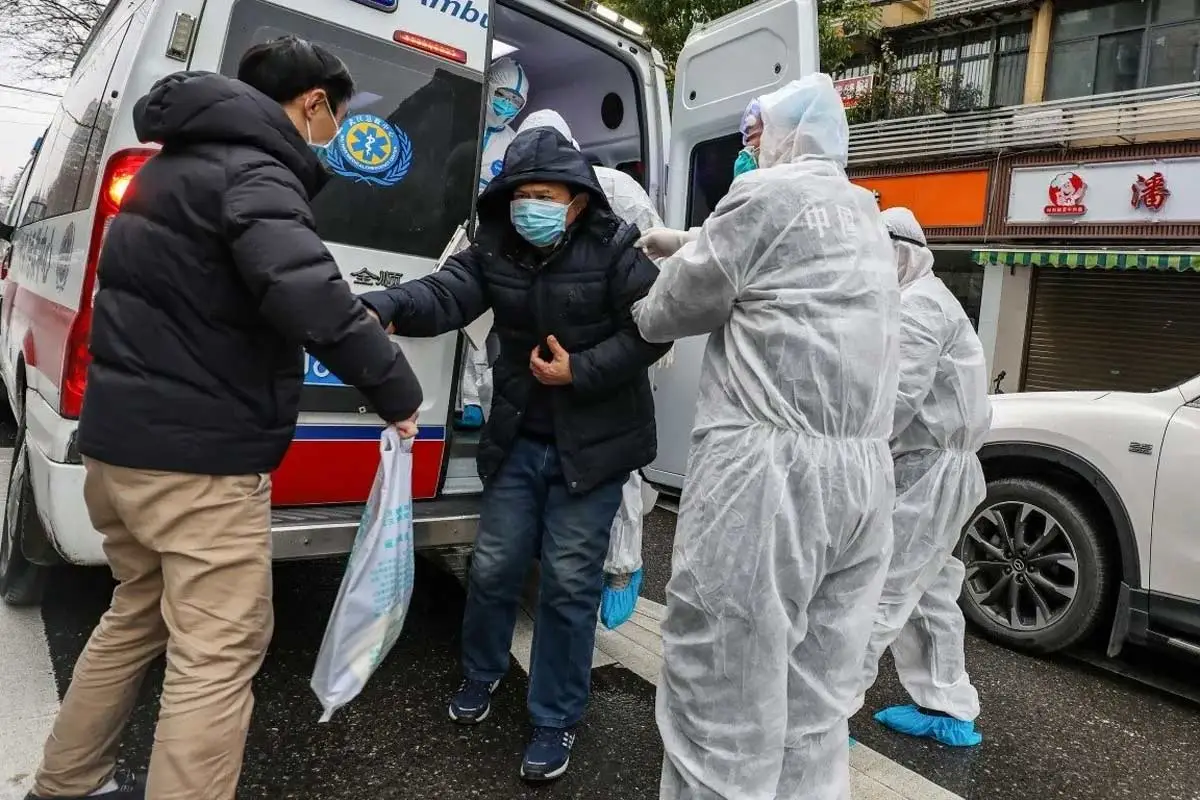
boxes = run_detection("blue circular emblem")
[325,114,413,188]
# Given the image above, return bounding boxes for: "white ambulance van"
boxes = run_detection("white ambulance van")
[0,0,817,605]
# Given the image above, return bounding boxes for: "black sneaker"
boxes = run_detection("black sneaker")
[448,677,500,724]
[520,726,576,782]
[27,769,145,799]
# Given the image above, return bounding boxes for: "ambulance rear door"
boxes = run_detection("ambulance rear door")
[184,0,490,504]
[643,0,817,491]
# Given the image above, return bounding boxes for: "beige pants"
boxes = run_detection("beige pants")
[34,460,273,800]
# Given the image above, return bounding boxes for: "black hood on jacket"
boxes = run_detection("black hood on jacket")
[477,127,614,226]
[133,71,327,197]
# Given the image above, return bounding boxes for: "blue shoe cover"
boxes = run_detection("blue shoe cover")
[455,405,484,430]
[600,569,643,629]
[849,736,857,747]
[874,705,982,747]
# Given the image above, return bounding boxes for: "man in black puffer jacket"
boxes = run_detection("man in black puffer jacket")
[29,39,422,800]
[362,126,668,783]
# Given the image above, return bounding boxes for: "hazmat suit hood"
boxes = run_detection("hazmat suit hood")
[485,57,528,130]
[756,73,850,169]
[515,109,663,232]
[518,109,578,148]
[883,207,935,289]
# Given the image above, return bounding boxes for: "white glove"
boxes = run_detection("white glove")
[635,227,698,260]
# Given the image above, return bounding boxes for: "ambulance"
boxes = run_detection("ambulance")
[0,0,817,604]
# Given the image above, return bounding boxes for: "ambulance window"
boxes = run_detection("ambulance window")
[221,0,484,259]
[685,132,743,229]
[19,13,131,223]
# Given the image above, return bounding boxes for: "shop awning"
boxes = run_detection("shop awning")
[971,249,1200,272]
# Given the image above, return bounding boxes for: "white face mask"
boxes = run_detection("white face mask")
[305,96,338,151]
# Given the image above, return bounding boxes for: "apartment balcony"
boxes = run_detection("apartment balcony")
[871,0,1033,27]
[930,0,1033,19]
[847,82,1200,167]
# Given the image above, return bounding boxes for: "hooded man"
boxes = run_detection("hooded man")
[515,109,667,627]
[361,126,668,782]
[25,38,422,800]
[852,206,991,747]
[633,74,900,800]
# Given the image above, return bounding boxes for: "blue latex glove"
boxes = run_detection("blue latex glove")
[600,568,643,629]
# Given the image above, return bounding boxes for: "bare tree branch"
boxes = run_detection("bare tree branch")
[0,0,108,81]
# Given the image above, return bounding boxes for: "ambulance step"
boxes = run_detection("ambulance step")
[270,497,480,560]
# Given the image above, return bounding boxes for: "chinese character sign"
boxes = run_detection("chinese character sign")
[834,75,873,109]
[1131,171,1170,212]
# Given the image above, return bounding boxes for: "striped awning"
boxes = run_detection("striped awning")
[971,249,1200,272]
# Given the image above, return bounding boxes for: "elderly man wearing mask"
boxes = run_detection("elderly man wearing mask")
[852,207,992,747]
[516,109,668,627]
[634,74,900,800]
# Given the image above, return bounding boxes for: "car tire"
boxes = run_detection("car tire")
[0,433,49,606]
[958,476,1112,655]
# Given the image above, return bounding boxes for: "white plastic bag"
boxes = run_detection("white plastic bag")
[605,471,644,575]
[311,429,415,722]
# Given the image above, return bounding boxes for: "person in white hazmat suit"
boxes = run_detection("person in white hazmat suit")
[456,56,530,429]
[852,206,992,747]
[515,109,668,627]
[632,74,900,800]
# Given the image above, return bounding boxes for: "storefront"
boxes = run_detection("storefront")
[978,147,1200,393]
[850,166,993,331]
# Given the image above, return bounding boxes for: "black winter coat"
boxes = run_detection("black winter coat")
[363,128,668,494]
[78,72,423,475]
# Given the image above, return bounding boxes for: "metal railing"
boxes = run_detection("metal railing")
[848,82,1200,165]
[930,0,1032,17]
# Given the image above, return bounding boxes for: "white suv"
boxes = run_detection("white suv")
[961,375,1200,660]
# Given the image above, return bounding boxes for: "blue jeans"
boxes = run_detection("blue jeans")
[461,437,623,728]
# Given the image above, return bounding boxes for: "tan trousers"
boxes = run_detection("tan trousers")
[34,460,274,800]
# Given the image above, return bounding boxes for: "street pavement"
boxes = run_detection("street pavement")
[2,447,1198,799]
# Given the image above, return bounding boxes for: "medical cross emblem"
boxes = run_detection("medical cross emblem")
[1131,171,1170,211]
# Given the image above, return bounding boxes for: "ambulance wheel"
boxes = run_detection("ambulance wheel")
[0,434,49,606]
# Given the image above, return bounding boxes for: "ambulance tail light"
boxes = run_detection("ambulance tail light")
[393,30,468,64]
[60,148,155,419]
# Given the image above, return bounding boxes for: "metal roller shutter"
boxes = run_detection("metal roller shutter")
[1024,269,1200,392]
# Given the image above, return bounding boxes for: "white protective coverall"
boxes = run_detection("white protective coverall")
[516,108,666,574]
[459,57,529,413]
[854,207,992,722]
[632,74,901,800]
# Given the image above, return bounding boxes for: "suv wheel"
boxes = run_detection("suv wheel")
[958,477,1112,654]
[0,433,48,606]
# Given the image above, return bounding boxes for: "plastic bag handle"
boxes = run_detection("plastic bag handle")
[380,427,415,458]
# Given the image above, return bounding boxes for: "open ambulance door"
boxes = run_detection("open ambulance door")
[642,0,818,492]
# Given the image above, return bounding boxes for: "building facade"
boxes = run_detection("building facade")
[843,0,1200,394]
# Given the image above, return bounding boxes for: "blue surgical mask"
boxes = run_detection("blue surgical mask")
[733,147,758,178]
[511,198,570,248]
[491,97,520,124]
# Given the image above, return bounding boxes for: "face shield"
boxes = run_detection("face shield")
[486,57,529,129]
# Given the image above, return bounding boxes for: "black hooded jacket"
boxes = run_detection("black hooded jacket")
[362,128,668,494]
[78,72,423,475]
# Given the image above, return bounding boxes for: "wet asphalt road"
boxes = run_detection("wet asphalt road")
[641,509,1200,800]
[42,559,663,799]
[21,493,1200,800]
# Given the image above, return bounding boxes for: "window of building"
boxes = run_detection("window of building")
[841,23,1030,122]
[930,250,985,330]
[1046,0,1200,101]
